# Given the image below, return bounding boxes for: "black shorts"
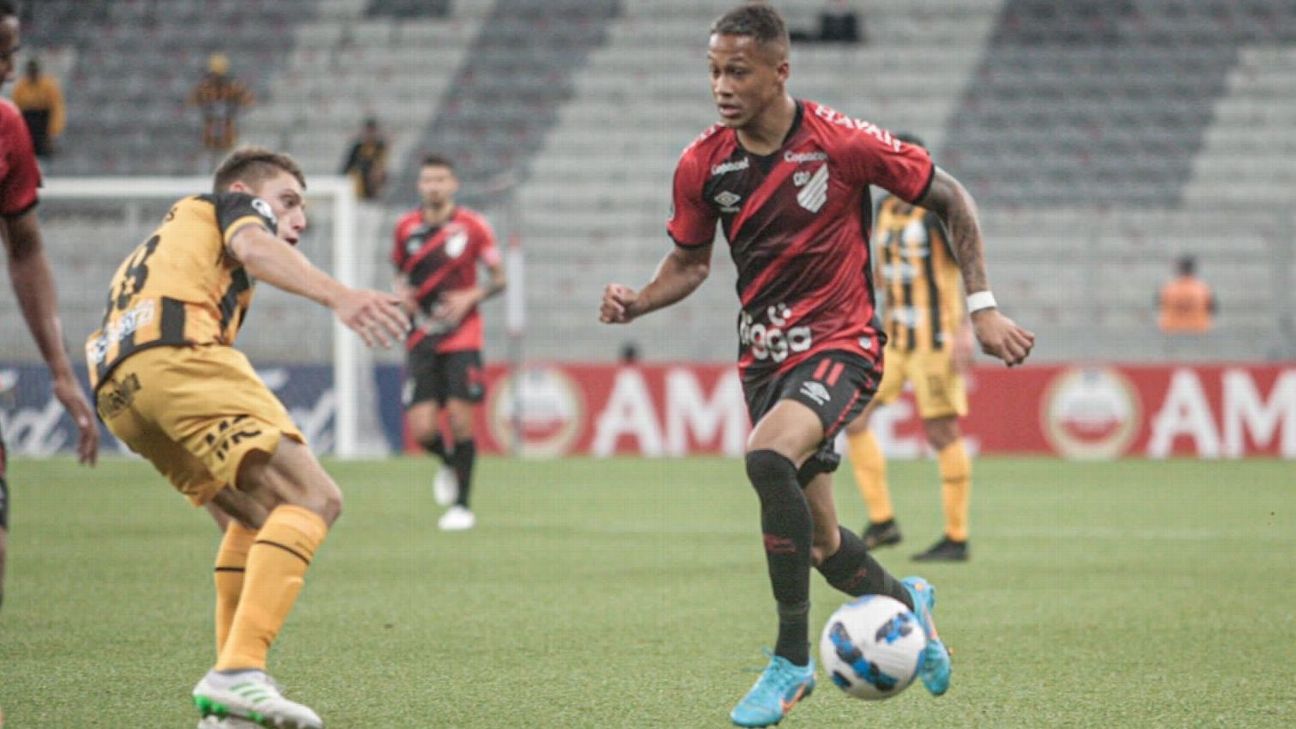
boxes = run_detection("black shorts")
[0,424,8,530]
[402,342,485,408]
[743,350,879,481]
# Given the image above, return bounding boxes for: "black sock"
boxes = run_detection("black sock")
[417,433,453,465]
[745,449,812,666]
[817,526,913,611]
[450,439,475,508]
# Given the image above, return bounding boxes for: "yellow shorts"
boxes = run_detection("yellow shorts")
[94,345,304,506]
[875,346,968,420]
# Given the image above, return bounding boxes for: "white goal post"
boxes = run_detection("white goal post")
[42,175,373,458]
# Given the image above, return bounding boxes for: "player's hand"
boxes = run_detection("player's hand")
[432,288,480,328]
[400,290,420,316]
[600,284,639,324]
[52,373,99,465]
[335,288,409,348]
[971,309,1035,367]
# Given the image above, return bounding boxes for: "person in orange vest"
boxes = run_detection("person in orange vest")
[1158,255,1216,333]
[11,57,65,157]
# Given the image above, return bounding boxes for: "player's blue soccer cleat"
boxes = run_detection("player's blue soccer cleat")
[730,654,816,727]
[902,576,952,696]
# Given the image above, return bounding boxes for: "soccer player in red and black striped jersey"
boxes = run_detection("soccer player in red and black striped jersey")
[599,5,1033,726]
[0,0,99,615]
[392,154,506,532]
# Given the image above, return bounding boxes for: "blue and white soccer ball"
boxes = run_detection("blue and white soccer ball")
[820,595,926,700]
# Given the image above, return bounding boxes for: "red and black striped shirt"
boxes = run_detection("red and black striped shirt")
[667,100,934,385]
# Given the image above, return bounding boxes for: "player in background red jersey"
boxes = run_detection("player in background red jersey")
[600,4,1033,726]
[392,154,506,531]
[0,0,99,616]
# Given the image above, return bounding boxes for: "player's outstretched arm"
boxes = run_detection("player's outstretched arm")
[600,243,712,324]
[917,166,1035,367]
[228,225,408,348]
[1,211,99,464]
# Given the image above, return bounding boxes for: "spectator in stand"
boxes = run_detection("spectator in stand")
[619,341,640,366]
[340,117,390,201]
[11,57,64,158]
[188,53,254,165]
[1157,255,1216,334]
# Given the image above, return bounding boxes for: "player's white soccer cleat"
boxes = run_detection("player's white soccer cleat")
[193,670,323,729]
[433,465,459,507]
[438,505,476,531]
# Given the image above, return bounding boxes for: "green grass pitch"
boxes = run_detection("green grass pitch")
[1,456,1293,727]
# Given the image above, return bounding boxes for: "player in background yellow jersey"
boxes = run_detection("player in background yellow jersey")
[86,147,407,729]
[844,133,975,562]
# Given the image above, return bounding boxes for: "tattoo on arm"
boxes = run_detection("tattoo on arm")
[480,265,507,300]
[918,167,988,294]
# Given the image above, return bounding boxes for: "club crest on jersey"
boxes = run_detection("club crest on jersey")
[796,164,830,213]
[251,198,277,227]
[445,228,469,258]
[793,170,811,187]
[714,190,742,213]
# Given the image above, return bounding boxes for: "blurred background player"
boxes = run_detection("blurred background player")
[600,5,1033,726]
[11,56,64,158]
[85,147,408,728]
[0,0,99,616]
[392,154,506,531]
[844,132,976,562]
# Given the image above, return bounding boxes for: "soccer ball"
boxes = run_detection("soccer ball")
[820,595,926,700]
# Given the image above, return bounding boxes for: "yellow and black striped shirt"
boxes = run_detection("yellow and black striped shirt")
[874,194,964,352]
[85,193,275,389]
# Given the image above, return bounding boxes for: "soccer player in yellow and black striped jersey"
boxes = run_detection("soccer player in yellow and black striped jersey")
[85,147,407,728]
[844,133,975,562]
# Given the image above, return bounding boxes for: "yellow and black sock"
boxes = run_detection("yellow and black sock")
[215,505,328,671]
[937,439,971,542]
[213,521,258,656]
[845,429,893,524]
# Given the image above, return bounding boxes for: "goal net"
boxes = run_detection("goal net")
[3,176,388,458]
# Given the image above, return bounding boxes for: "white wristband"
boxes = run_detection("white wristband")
[967,291,997,313]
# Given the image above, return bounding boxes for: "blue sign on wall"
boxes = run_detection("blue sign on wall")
[0,362,407,456]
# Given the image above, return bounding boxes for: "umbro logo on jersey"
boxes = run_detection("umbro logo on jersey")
[799,380,831,406]
[714,190,743,213]
[796,164,829,213]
